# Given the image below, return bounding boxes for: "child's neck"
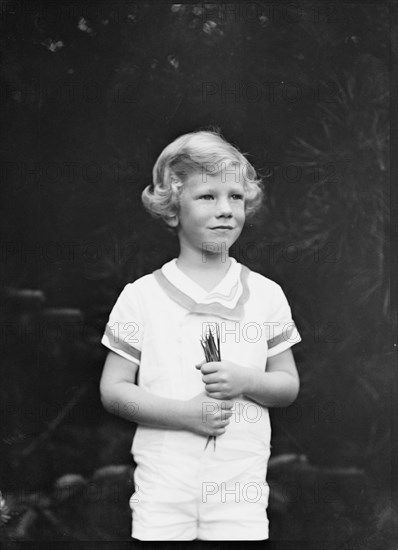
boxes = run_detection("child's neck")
[176,250,232,292]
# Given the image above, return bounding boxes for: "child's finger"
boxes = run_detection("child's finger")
[205,382,221,393]
[195,360,206,369]
[207,391,224,400]
[200,362,220,374]
[202,373,219,383]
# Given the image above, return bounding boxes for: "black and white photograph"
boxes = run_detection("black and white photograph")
[0,1,396,548]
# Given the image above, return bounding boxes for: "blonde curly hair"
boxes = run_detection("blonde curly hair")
[142,129,263,228]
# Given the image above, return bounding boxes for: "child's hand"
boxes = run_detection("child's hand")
[196,360,248,400]
[182,391,233,437]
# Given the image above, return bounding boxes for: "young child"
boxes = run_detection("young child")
[99,130,301,541]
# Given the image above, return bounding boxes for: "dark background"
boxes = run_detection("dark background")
[0,1,396,547]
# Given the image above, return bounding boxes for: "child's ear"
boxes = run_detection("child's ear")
[165,215,179,228]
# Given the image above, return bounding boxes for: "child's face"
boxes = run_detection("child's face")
[172,169,246,258]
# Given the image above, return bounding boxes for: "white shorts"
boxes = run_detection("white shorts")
[129,427,271,541]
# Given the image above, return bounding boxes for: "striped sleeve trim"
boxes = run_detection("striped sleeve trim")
[103,323,141,362]
[267,324,300,350]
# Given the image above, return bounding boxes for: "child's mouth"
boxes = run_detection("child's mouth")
[211,226,234,230]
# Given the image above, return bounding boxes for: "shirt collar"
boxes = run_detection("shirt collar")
[153,257,250,321]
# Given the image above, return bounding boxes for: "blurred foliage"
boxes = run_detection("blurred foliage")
[0,0,395,544]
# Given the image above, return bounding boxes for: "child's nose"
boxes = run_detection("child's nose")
[216,197,232,216]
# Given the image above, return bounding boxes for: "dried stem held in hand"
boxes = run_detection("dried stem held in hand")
[200,323,221,451]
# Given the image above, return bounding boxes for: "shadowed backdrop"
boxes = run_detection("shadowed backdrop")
[0,1,394,546]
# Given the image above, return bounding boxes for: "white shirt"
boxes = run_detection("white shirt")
[101,257,301,455]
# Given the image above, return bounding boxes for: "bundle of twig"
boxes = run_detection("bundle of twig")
[200,323,221,451]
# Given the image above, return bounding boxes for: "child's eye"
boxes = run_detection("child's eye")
[200,194,214,200]
[231,194,244,200]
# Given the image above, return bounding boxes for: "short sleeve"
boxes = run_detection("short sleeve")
[101,283,144,364]
[266,284,301,358]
